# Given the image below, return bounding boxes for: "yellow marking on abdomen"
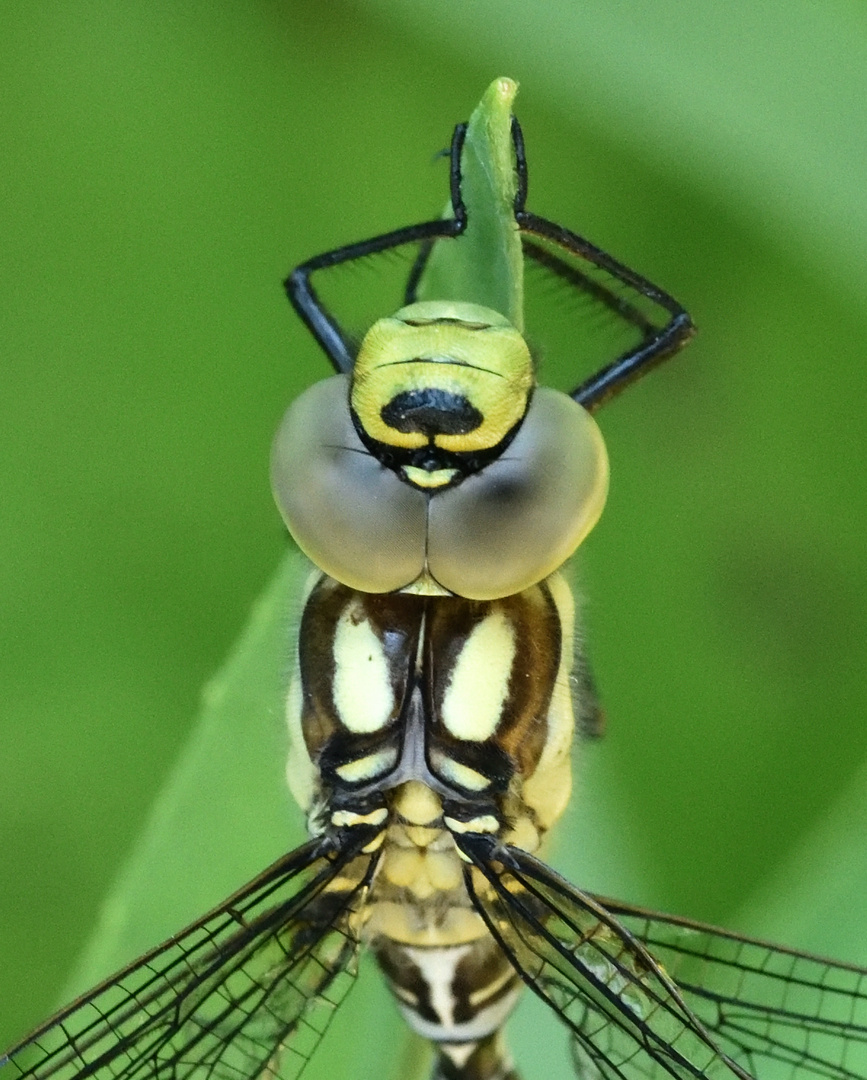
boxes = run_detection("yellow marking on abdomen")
[425,851,463,891]
[365,901,486,946]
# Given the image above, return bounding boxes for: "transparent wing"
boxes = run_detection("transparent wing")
[2,830,379,1080]
[598,898,867,1080]
[458,836,752,1080]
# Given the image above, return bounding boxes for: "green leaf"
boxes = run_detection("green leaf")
[415,76,524,328]
[739,759,867,965]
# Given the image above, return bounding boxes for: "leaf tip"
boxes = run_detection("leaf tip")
[488,76,519,110]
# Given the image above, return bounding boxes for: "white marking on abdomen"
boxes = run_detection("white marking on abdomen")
[397,945,521,1043]
[408,944,469,1028]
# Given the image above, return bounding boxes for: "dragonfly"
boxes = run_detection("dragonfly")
[5,80,867,1080]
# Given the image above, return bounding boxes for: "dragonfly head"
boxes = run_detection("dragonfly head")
[271,302,609,599]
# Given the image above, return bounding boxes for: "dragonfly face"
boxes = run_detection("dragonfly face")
[6,82,867,1080]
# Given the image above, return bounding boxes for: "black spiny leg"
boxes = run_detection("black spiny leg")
[510,117,694,412]
[285,123,468,374]
[286,114,692,399]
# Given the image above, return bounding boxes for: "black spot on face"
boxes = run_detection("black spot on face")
[381,388,483,437]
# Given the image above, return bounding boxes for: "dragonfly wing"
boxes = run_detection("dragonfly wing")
[3,830,379,1080]
[457,836,749,1080]
[598,899,867,1080]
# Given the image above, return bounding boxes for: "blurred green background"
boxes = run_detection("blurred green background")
[3,0,867,1073]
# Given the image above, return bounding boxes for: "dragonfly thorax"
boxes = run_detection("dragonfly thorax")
[286,573,577,841]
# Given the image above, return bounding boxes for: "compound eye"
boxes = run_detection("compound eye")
[271,375,428,593]
[426,388,609,600]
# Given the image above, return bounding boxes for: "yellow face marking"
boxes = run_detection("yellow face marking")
[401,465,458,489]
[441,608,515,742]
[332,600,392,734]
[351,301,533,455]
